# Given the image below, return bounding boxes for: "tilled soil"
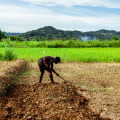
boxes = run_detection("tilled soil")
[1,61,119,120]
[0,82,110,120]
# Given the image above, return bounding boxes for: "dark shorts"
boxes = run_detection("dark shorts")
[38,58,44,72]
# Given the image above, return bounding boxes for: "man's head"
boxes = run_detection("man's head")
[55,57,61,64]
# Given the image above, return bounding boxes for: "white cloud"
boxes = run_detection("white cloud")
[0,4,120,32]
[21,0,120,9]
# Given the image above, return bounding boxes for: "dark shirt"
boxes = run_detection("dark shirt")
[38,56,56,72]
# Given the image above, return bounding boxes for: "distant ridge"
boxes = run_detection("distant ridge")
[5,32,20,36]
[6,26,120,40]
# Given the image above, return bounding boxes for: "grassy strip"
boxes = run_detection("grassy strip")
[0,48,120,62]
[0,40,120,48]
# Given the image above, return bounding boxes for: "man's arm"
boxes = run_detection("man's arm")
[51,63,59,76]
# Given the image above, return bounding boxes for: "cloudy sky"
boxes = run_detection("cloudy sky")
[0,0,120,33]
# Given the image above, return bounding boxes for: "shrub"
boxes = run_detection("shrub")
[4,48,17,60]
[0,42,4,47]
[0,52,4,60]
[1,39,120,48]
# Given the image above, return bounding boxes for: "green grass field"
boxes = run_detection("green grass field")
[0,48,120,62]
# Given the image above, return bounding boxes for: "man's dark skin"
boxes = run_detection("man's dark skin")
[38,56,61,83]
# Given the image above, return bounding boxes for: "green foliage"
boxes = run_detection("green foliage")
[1,39,120,48]
[112,36,119,40]
[0,52,4,60]
[4,48,17,60]
[3,38,11,47]
[0,42,4,47]
[0,38,17,61]
[10,35,19,41]
[0,30,6,41]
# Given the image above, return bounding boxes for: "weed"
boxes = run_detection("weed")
[36,72,40,75]
[12,79,20,84]
[106,102,113,106]
[76,82,81,86]
[44,89,48,92]
[89,87,96,92]
[9,73,20,84]
[114,105,119,109]
[48,96,52,100]
[59,96,66,102]
[103,88,111,95]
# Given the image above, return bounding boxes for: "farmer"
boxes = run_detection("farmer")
[38,56,61,83]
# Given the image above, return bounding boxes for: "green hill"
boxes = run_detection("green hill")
[17,26,120,41]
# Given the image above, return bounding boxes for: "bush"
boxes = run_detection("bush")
[1,39,120,48]
[4,49,17,60]
[0,52,4,60]
[0,42,4,47]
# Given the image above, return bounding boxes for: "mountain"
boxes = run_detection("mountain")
[84,29,119,40]
[18,26,82,41]
[18,26,120,41]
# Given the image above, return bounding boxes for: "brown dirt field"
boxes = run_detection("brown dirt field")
[0,62,120,119]
[0,83,109,120]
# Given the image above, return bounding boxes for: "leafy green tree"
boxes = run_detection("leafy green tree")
[112,36,119,40]
[10,35,19,41]
[0,30,6,41]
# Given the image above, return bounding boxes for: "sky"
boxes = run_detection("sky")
[0,0,120,33]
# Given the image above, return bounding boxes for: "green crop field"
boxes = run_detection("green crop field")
[0,48,120,62]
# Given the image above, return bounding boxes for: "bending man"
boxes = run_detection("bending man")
[38,56,61,83]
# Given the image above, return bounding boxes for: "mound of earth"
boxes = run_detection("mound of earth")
[0,82,110,120]
[0,59,27,94]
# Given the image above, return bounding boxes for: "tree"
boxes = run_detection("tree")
[112,36,119,40]
[0,30,6,41]
[10,35,19,41]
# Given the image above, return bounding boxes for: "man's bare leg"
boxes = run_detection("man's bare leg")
[49,71,54,83]
[39,71,44,83]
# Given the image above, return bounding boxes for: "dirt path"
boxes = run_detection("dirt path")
[1,62,120,120]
